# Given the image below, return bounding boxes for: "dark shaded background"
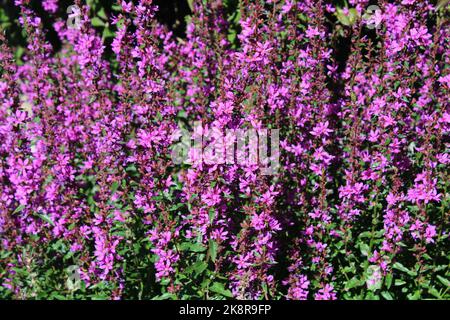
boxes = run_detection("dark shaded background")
[0,0,192,52]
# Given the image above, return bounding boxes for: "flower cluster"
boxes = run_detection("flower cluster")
[0,0,448,300]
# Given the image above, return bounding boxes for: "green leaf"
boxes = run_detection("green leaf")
[208,208,215,223]
[345,277,363,290]
[13,205,25,214]
[407,290,421,300]
[360,243,370,256]
[227,31,236,45]
[393,262,416,276]
[112,4,122,11]
[179,242,207,252]
[192,261,208,276]
[358,231,372,239]
[428,287,442,299]
[50,293,68,300]
[190,243,207,252]
[209,282,233,298]
[385,273,393,289]
[436,275,450,287]
[37,213,55,226]
[97,8,108,20]
[187,0,194,11]
[437,0,450,10]
[91,17,105,27]
[102,27,115,39]
[335,7,358,26]
[381,291,394,300]
[394,279,406,286]
[365,291,380,300]
[153,293,177,300]
[209,240,218,263]
[91,295,110,300]
[111,181,119,194]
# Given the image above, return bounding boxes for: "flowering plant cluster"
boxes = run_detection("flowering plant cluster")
[0,0,449,300]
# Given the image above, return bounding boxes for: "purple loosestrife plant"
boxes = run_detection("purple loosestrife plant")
[0,0,448,300]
